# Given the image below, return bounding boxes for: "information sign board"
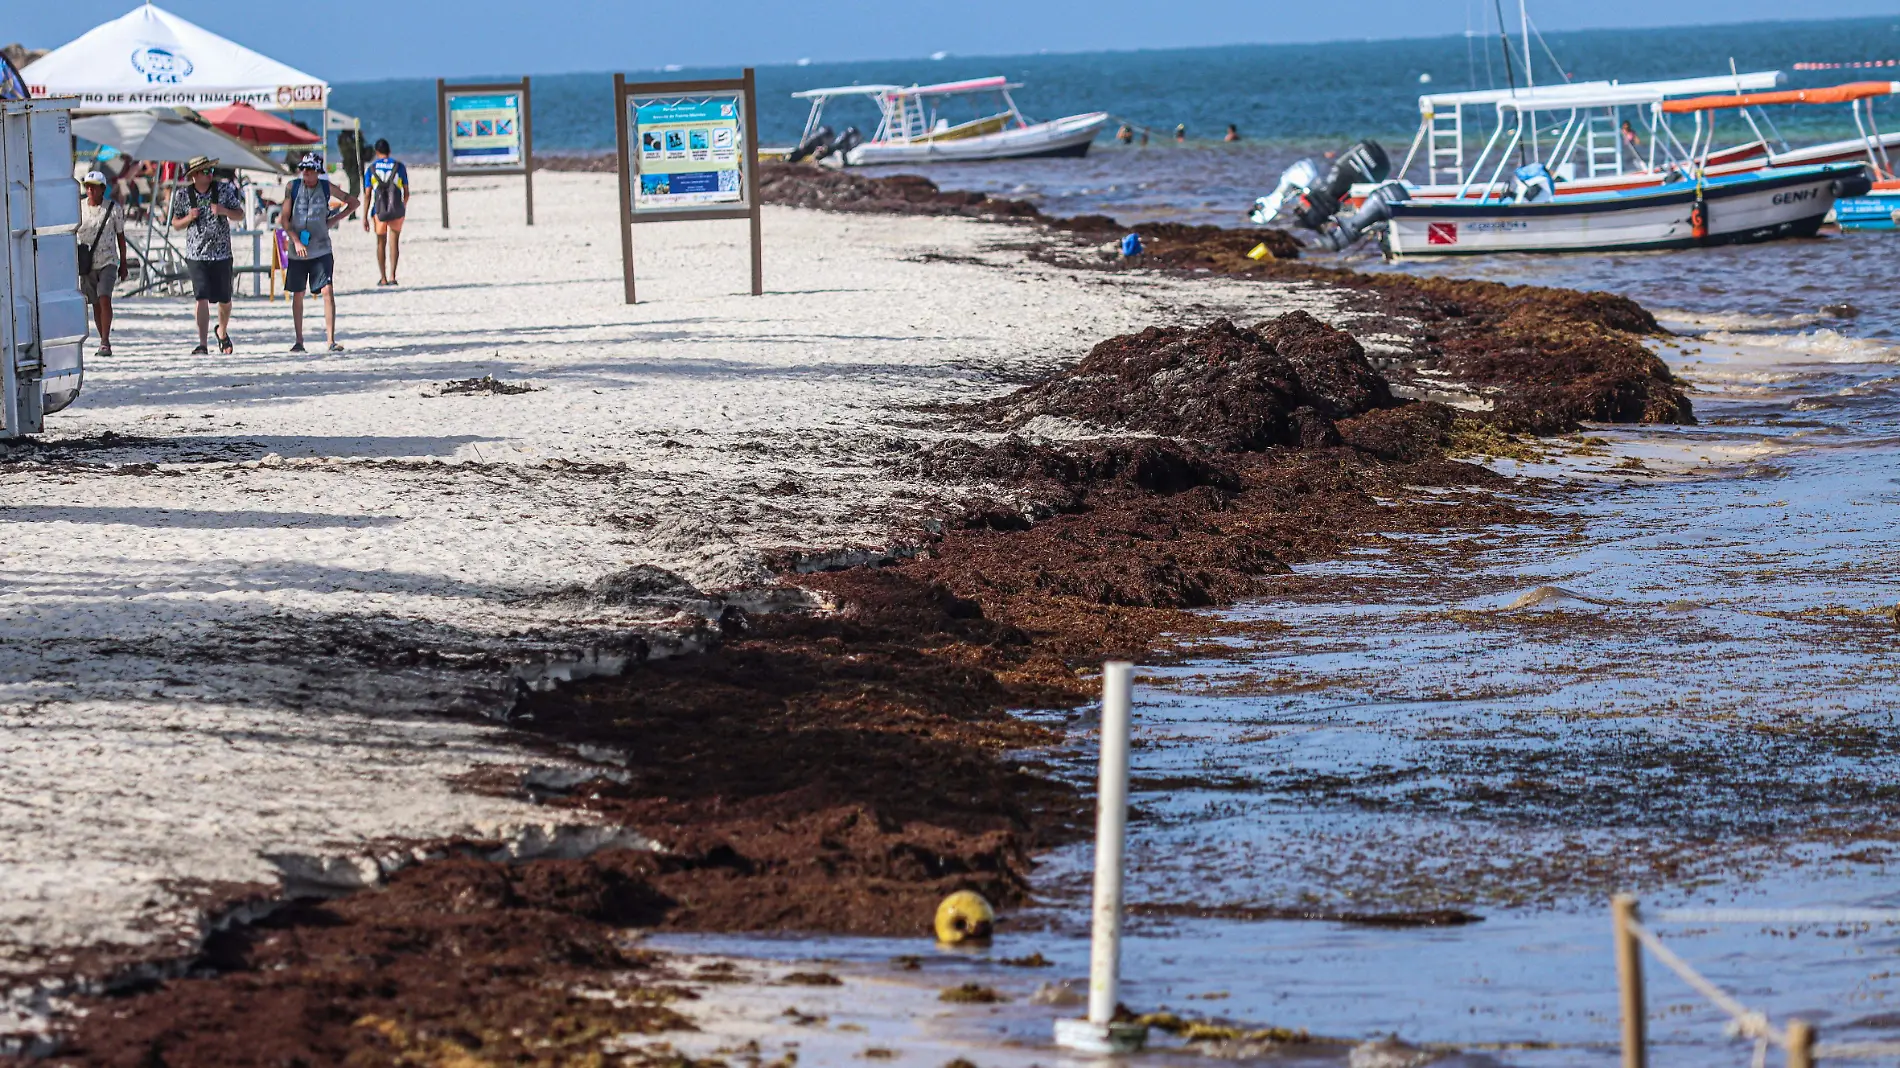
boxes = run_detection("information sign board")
[434,77,535,228]
[631,97,745,211]
[613,70,761,303]
[447,91,523,169]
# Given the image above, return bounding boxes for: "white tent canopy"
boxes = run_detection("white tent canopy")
[72,110,285,172]
[21,3,328,113]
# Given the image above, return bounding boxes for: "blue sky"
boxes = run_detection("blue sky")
[13,0,1900,82]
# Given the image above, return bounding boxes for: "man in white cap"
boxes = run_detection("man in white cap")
[168,156,244,354]
[278,152,358,353]
[77,171,127,356]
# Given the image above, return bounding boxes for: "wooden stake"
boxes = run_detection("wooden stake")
[521,76,535,226]
[435,78,450,230]
[1786,1019,1815,1068]
[1613,894,1648,1068]
[612,73,635,305]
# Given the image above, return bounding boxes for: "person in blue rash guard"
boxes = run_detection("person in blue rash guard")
[362,139,410,286]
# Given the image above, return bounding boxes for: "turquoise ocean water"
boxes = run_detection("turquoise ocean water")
[333,17,1900,159]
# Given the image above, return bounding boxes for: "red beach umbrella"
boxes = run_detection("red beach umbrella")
[200,101,322,145]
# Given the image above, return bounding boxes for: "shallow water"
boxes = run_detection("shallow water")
[652,242,1900,1062]
[865,147,1900,340]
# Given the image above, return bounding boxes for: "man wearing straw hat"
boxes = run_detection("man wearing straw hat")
[77,171,127,357]
[168,155,244,354]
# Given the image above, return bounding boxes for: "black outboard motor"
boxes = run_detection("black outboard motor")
[788,125,835,163]
[822,126,863,161]
[1316,180,1410,251]
[1290,140,1392,231]
[1833,167,1874,199]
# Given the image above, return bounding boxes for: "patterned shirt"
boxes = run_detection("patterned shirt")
[168,180,242,261]
[77,200,125,269]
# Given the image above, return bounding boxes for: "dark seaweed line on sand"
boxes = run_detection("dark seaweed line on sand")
[16,168,1689,1065]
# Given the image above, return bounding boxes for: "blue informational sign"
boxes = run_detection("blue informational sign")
[630,95,746,211]
[447,92,522,168]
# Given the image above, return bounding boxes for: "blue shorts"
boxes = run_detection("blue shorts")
[285,253,334,294]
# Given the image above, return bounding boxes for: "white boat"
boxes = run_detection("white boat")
[786,77,1108,166]
[1255,70,1876,257]
[1381,162,1864,258]
[1386,75,1900,203]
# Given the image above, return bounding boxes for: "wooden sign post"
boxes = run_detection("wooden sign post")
[613,68,761,303]
[435,77,535,228]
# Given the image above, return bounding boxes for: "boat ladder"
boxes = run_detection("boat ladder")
[894,92,929,142]
[1429,106,1465,184]
[1586,109,1624,177]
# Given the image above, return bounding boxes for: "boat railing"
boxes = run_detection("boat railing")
[1545,110,1584,176]
[1850,97,1896,178]
[999,88,1031,130]
[1412,70,1786,188]
[1455,93,1725,202]
[1454,114,1512,201]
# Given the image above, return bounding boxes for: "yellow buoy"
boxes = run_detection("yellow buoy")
[1246,242,1275,261]
[934,890,995,944]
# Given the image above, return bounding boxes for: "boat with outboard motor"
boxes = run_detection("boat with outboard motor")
[1381,73,1900,202]
[1379,161,1865,257]
[1252,73,1879,258]
[1249,72,1794,234]
[784,77,1108,166]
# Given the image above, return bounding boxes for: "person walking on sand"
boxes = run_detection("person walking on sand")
[169,156,244,354]
[77,172,127,357]
[362,139,410,285]
[279,152,360,353]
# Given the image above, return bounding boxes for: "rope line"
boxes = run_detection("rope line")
[1815,1041,1900,1058]
[1623,901,1900,1060]
[1627,920,1785,1048]
[1653,908,1900,925]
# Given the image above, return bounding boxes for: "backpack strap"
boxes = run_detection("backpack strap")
[85,202,113,255]
[285,179,335,222]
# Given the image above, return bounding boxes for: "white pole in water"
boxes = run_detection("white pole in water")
[1053,662,1147,1054]
[1088,660,1133,1025]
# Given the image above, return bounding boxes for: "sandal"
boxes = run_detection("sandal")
[289,341,306,353]
[217,327,233,354]
[96,342,112,357]
[327,342,345,353]
[191,343,209,355]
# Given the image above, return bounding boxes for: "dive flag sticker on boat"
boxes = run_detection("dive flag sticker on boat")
[1427,222,1458,245]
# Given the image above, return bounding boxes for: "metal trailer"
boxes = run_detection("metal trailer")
[1,96,86,439]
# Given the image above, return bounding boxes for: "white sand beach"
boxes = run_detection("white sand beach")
[0,168,1343,998]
